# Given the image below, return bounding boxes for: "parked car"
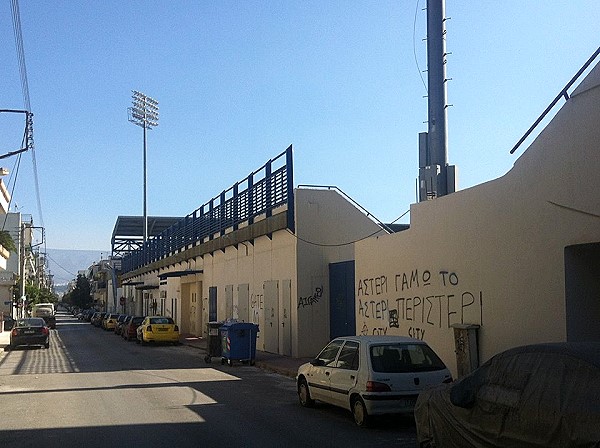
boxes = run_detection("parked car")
[8,317,50,350]
[122,316,145,341]
[115,315,130,335]
[296,335,452,426]
[414,342,600,447]
[102,314,120,331]
[91,312,105,326]
[136,316,179,345]
[30,303,56,329]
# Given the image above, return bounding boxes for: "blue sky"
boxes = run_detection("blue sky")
[0,1,598,254]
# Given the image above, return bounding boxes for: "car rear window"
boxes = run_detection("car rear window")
[370,343,447,373]
[16,318,44,327]
[132,317,144,325]
[150,317,174,324]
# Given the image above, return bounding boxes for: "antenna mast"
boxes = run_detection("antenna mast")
[418,0,457,201]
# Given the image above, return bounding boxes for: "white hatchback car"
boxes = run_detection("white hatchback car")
[296,335,452,426]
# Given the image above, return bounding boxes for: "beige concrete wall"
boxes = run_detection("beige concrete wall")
[356,63,600,376]
[295,188,388,357]
[199,228,297,353]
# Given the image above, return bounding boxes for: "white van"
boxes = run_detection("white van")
[31,302,56,329]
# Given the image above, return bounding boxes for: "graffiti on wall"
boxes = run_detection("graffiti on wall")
[250,293,264,324]
[298,286,323,309]
[357,269,483,340]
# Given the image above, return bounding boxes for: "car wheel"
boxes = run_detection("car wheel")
[298,378,314,407]
[352,397,369,427]
[44,342,49,349]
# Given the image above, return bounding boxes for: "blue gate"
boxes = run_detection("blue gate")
[329,261,356,339]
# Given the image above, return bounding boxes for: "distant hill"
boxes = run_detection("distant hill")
[46,248,109,287]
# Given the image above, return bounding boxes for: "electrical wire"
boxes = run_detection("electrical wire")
[45,253,78,278]
[11,0,44,228]
[413,0,428,94]
[1,150,23,232]
[11,0,30,110]
[286,209,410,247]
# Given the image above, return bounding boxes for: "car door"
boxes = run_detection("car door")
[328,340,360,409]
[305,339,344,403]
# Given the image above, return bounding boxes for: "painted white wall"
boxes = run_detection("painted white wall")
[355,62,600,377]
[295,188,388,356]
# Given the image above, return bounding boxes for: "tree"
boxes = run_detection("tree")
[0,230,16,252]
[65,274,92,309]
[24,283,58,315]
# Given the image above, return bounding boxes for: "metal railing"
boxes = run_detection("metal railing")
[510,46,600,155]
[297,184,394,234]
[123,145,294,273]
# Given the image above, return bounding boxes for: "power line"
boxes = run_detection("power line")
[413,0,428,94]
[45,253,78,278]
[11,0,44,228]
[286,210,410,247]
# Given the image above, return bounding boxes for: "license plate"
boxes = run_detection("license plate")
[400,398,417,407]
[24,330,35,334]
[158,328,168,332]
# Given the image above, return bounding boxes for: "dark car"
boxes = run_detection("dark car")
[8,317,50,350]
[115,315,130,335]
[122,316,145,341]
[414,342,600,447]
[92,312,107,327]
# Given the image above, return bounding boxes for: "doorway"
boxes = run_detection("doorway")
[565,242,600,341]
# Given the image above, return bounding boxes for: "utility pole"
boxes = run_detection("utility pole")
[418,0,457,201]
[19,222,26,318]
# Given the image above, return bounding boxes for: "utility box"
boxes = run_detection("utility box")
[452,324,480,378]
[220,321,259,366]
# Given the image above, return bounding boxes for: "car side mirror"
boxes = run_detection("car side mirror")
[311,358,325,367]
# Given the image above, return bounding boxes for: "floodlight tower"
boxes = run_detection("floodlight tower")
[128,90,159,243]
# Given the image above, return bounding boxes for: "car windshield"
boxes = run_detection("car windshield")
[370,343,447,373]
[150,317,174,325]
[16,318,44,327]
[315,340,344,367]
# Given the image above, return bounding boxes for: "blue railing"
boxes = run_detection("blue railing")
[122,145,294,273]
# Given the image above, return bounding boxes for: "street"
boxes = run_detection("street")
[0,312,418,448]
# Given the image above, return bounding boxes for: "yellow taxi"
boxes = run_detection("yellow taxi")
[136,316,179,345]
[102,313,120,331]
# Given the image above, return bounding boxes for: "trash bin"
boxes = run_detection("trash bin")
[204,321,223,363]
[220,321,259,366]
[3,315,14,331]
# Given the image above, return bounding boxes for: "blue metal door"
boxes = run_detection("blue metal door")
[329,261,356,339]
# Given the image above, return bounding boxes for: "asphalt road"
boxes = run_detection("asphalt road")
[0,312,418,448]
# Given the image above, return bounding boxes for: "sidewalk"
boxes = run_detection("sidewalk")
[179,334,312,378]
[0,328,9,348]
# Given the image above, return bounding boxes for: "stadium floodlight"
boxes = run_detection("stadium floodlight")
[128,90,159,244]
